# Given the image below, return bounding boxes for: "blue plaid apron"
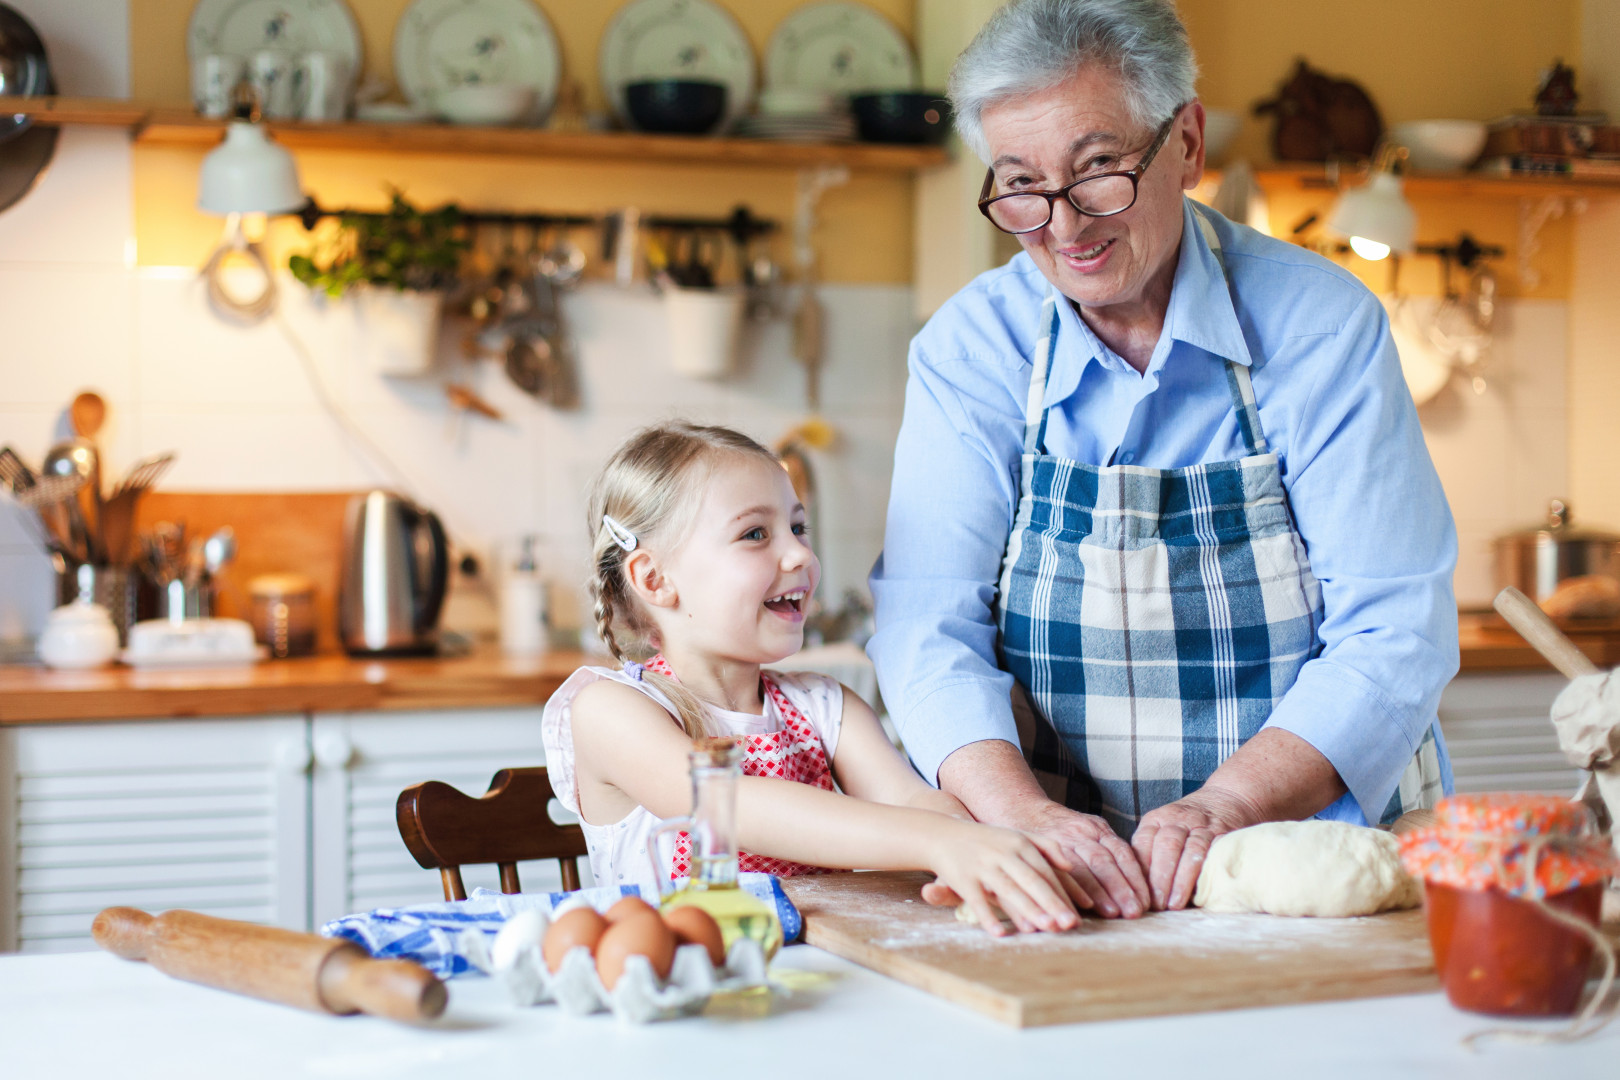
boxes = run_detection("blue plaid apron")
[997,207,1444,837]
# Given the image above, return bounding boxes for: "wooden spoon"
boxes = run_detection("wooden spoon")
[70,391,107,439]
[1493,586,1599,679]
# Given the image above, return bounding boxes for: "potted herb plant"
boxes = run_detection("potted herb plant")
[289,192,469,375]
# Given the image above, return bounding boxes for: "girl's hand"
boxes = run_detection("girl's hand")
[923,820,1083,936]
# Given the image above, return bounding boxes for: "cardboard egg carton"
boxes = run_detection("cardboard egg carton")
[482,904,771,1024]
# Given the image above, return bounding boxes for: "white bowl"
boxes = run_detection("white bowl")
[1391,120,1487,171]
[355,101,435,124]
[757,87,838,117]
[38,600,119,670]
[1202,108,1241,167]
[434,84,538,127]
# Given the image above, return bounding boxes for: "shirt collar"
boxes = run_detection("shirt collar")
[1040,198,1254,409]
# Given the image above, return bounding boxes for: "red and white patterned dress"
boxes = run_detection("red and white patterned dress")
[642,654,835,880]
[540,655,843,894]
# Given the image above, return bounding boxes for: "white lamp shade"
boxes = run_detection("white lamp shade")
[1326,171,1416,255]
[198,121,304,215]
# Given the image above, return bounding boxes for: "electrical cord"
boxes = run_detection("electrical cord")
[201,213,278,326]
[272,309,420,502]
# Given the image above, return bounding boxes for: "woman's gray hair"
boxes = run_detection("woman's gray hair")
[949,0,1198,162]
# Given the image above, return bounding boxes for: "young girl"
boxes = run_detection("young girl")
[541,422,1082,935]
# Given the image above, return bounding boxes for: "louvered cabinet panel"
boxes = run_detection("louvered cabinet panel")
[0,718,310,953]
[310,709,588,926]
[1437,673,1581,796]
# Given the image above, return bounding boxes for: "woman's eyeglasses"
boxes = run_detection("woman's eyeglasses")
[977,105,1186,235]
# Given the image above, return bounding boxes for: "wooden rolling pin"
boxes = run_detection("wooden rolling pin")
[92,907,447,1023]
[1493,586,1601,678]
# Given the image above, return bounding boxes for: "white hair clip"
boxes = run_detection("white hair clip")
[602,514,638,553]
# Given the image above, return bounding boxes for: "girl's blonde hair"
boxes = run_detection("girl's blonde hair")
[587,421,782,737]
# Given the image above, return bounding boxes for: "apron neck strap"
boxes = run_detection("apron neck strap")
[1022,201,1271,458]
[1192,203,1269,456]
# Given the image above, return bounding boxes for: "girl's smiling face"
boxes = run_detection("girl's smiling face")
[653,453,819,665]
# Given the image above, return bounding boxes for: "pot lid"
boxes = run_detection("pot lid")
[1499,498,1620,543]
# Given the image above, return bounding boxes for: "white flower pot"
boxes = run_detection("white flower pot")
[663,286,745,379]
[353,287,444,376]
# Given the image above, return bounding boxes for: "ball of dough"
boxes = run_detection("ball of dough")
[1192,820,1420,917]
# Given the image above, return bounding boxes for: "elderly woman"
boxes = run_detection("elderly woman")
[869,0,1456,927]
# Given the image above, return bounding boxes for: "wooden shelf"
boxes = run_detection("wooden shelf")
[0,95,148,126]
[1229,161,1620,200]
[1,96,948,173]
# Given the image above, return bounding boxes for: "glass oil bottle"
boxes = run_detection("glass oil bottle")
[650,737,783,961]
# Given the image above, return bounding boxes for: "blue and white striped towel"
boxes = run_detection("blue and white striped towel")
[320,874,802,978]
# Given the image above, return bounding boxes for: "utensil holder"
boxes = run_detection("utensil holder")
[57,564,138,647]
[663,287,744,379]
[159,579,215,624]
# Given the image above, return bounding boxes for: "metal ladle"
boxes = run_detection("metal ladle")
[42,441,99,563]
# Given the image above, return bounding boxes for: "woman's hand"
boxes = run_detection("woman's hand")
[921,820,1084,936]
[1129,787,1263,911]
[1131,728,1348,910]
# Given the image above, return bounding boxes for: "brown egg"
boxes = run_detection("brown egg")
[604,895,659,924]
[594,913,676,990]
[661,905,725,967]
[542,907,609,974]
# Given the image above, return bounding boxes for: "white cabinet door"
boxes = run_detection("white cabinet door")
[1437,673,1580,795]
[0,717,310,953]
[309,709,586,927]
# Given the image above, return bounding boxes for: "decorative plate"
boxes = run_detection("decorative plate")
[764,2,916,97]
[187,0,363,90]
[599,0,756,128]
[395,0,561,118]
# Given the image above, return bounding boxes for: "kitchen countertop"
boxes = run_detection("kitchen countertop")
[0,615,1614,725]
[0,646,590,725]
[4,945,1611,1079]
[1457,611,1620,672]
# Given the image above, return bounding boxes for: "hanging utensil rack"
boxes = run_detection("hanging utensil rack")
[292,198,776,243]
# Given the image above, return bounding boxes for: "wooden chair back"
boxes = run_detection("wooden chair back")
[395,766,587,901]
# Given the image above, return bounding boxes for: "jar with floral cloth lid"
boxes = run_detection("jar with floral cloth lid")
[1399,793,1618,1043]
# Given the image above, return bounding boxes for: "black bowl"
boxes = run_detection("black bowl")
[851,92,951,145]
[624,79,728,135]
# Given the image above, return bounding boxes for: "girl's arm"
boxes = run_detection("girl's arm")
[569,678,1082,935]
[827,684,976,821]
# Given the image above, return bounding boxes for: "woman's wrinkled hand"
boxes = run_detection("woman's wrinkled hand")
[1129,787,1266,911]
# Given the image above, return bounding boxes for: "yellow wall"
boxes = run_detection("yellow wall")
[1569,0,1620,527]
[130,0,1588,295]
[128,0,918,281]
[1177,0,1582,300]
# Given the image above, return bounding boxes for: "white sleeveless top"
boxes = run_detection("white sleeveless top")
[540,664,844,897]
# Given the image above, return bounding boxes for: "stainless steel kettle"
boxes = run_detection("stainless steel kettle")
[339,491,449,656]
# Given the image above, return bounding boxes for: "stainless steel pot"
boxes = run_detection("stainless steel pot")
[1493,499,1620,602]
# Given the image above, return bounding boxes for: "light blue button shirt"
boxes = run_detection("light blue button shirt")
[868,198,1459,826]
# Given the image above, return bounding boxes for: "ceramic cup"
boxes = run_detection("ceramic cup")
[193,53,245,118]
[249,49,296,119]
[294,51,350,121]
[663,287,745,378]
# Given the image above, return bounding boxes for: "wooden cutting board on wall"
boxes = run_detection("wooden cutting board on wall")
[136,492,356,654]
[781,872,1439,1028]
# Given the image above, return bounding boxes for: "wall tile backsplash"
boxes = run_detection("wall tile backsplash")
[0,130,1574,646]
[0,126,911,643]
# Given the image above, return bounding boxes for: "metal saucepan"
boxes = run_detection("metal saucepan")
[1493,498,1620,604]
[0,4,51,144]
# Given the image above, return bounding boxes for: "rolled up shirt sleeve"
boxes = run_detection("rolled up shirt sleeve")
[1259,293,1459,824]
[867,333,1027,785]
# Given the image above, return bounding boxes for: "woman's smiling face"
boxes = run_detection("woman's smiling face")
[980,65,1205,318]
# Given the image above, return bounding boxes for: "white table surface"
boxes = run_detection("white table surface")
[1,945,1612,1079]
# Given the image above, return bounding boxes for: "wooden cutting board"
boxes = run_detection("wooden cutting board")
[781,871,1439,1028]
